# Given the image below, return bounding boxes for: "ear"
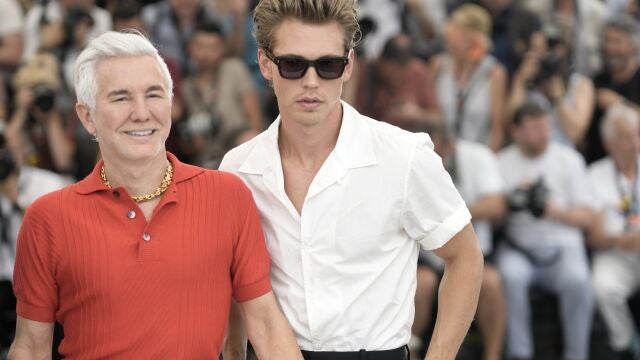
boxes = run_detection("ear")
[257,49,274,81]
[342,49,355,82]
[75,102,96,135]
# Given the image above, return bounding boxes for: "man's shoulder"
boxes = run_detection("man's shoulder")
[497,144,519,163]
[364,115,430,153]
[458,140,496,161]
[549,142,586,166]
[587,156,613,178]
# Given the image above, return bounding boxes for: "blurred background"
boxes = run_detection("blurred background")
[0,0,640,359]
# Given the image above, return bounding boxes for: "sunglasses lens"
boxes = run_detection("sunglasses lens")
[316,59,347,79]
[278,58,308,79]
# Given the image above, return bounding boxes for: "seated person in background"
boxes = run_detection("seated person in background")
[0,146,68,353]
[584,15,640,164]
[411,121,506,360]
[588,104,640,360]
[507,27,595,148]
[181,20,263,168]
[497,101,595,360]
[355,33,440,130]
[433,4,507,151]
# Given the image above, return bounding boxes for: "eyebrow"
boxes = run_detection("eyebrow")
[106,85,166,98]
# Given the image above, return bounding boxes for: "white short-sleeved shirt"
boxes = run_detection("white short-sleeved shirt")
[0,0,23,35]
[0,166,69,281]
[455,140,503,254]
[220,101,471,351]
[497,143,594,248]
[588,156,640,235]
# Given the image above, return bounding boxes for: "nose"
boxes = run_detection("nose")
[301,65,321,88]
[130,96,151,121]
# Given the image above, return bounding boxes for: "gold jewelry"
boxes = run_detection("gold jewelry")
[101,162,173,203]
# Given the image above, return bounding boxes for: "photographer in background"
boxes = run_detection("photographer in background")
[5,53,75,174]
[497,101,595,360]
[588,104,640,360]
[507,27,595,147]
[0,145,67,356]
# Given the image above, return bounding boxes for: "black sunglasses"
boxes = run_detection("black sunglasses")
[264,50,350,80]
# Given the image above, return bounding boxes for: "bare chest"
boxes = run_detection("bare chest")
[282,162,319,214]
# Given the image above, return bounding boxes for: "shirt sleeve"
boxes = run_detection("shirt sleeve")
[228,175,272,302]
[568,153,597,209]
[401,134,472,250]
[12,201,58,322]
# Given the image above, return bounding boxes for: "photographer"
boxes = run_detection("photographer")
[497,101,595,360]
[588,104,640,360]
[5,53,75,174]
[507,29,595,147]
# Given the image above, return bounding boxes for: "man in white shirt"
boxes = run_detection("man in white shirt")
[497,101,595,360]
[220,1,484,359]
[411,123,507,360]
[588,104,640,360]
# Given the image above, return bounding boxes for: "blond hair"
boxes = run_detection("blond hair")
[450,4,492,49]
[253,0,360,52]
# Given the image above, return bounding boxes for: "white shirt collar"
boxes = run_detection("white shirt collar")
[238,100,377,176]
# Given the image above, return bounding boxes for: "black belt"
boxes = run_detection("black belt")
[301,345,409,360]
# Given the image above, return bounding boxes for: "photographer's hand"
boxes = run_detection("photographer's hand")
[597,88,624,109]
[545,200,593,229]
[545,75,566,104]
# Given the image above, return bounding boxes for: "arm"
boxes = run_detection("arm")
[5,88,33,167]
[488,65,507,151]
[7,316,54,360]
[236,291,302,360]
[0,32,24,69]
[545,202,594,230]
[426,223,484,360]
[241,89,264,132]
[586,211,640,251]
[225,0,249,57]
[40,111,74,172]
[222,300,248,360]
[554,76,595,144]
[468,194,506,221]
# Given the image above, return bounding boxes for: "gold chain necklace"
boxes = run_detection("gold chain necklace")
[101,163,174,203]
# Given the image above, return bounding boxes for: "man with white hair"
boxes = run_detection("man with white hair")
[588,103,640,360]
[8,30,302,359]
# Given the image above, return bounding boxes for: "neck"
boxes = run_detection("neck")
[102,153,169,199]
[452,56,481,84]
[278,104,342,170]
[612,60,638,84]
[615,156,637,180]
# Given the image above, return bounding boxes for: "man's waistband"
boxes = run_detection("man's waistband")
[301,345,409,360]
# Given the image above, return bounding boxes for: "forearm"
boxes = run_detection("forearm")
[426,246,483,359]
[223,301,248,360]
[548,206,593,229]
[247,313,301,359]
[45,115,74,171]
[7,344,52,360]
[0,34,24,69]
[5,111,28,166]
[468,195,506,221]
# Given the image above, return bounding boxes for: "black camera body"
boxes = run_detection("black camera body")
[507,178,549,218]
[32,83,56,113]
[534,53,563,85]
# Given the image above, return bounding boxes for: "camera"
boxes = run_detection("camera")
[533,53,563,85]
[507,178,549,218]
[32,83,56,112]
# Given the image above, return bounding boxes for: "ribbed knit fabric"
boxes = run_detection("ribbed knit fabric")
[13,152,271,359]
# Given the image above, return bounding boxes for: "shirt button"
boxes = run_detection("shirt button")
[127,210,136,219]
[142,232,151,242]
[112,191,120,198]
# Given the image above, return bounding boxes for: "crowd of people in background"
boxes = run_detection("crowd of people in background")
[0,0,640,359]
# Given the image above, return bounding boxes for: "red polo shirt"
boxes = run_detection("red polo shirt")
[13,152,271,359]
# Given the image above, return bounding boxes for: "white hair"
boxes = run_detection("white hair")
[74,30,173,111]
[600,103,640,140]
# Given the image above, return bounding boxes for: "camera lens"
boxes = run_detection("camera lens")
[32,84,56,112]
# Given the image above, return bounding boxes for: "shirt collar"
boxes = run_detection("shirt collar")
[238,100,377,175]
[74,152,204,195]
